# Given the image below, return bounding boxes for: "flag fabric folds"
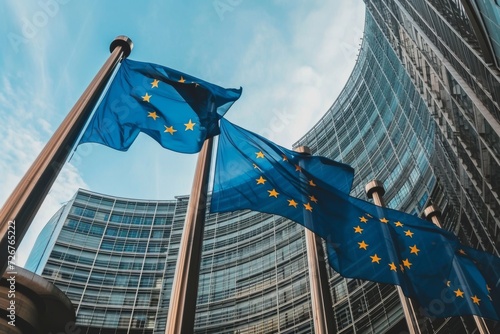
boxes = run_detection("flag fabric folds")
[210,119,500,321]
[211,118,355,237]
[323,196,500,320]
[79,59,242,153]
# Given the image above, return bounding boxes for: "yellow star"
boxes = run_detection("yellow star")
[304,203,313,212]
[370,254,381,263]
[400,264,405,272]
[389,262,397,271]
[295,164,302,172]
[354,226,363,234]
[256,176,266,185]
[447,281,451,287]
[268,189,279,198]
[142,93,152,102]
[380,218,389,224]
[151,79,160,88]
[164,125,177,135]
[459,249,467,256]
[471,295,481,305]
[409,245,420,255]
[404,230,414,238]
[454,289,464,298]
[309,180,316,187]
[402,259,412,269]
[184,119,196,131]
[309,195,318,203]
[256,151,265,159]
[359,216,368,223]
[487,285,491,292]
[358,241,369,250]
[288,199,298,208]
[147,111,159,120]
[282,154,288,161]
[394,221,404,227]
[178,76,186,83]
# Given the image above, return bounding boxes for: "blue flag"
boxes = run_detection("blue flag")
[324,196,500,320]
[79,59,242,153]
[211,119,355,237]
[210,119,500,321]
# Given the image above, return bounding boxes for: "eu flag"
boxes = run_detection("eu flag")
[324,196,500,320]
[210,119,500,321]
[211,119,355,238]
[79,59,242,153]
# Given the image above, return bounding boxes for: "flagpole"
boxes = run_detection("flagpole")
[424,205,491,334]
[295,146,335,334]
[365,180,422,334]
[304,230,336,333]
[0,36,133,275]
[165,137,213,334]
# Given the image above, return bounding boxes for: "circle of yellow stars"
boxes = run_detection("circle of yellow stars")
[356,214,425,272]
[247,147,494,310]
[140,78,200,136]
[252,150,319,217]
[353,214,491,306]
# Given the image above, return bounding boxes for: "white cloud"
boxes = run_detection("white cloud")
[284,1,365,142]
[4,0,76,111]
[0,75,88,267]
[17,163,86,267]
[226,1,365,148]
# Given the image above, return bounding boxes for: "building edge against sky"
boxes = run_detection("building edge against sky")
[25,0,500,333]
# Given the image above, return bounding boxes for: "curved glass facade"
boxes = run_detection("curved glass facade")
[463,0,500,68]
[26,0,500,333]
[26,189,313,334]
[294,9,438,334]
[196,210,311,333]
[362,0,500,256]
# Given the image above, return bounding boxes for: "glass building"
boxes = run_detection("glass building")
[26,0,500,333]
[26,190,314,333]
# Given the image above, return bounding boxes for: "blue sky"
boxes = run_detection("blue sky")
[0,0,365,265]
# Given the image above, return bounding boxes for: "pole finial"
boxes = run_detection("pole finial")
[294,146,311,155]
[423,205,441,220]
[110,36,133,58]
[365,180,385,199]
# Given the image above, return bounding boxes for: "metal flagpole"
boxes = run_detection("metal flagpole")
[295,146,336,334]
[423,205,491,334]
[365,180,422,334]
[0,35,133,275]
[165,137,213,334]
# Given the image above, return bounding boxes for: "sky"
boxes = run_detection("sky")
[0,0,365,266]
